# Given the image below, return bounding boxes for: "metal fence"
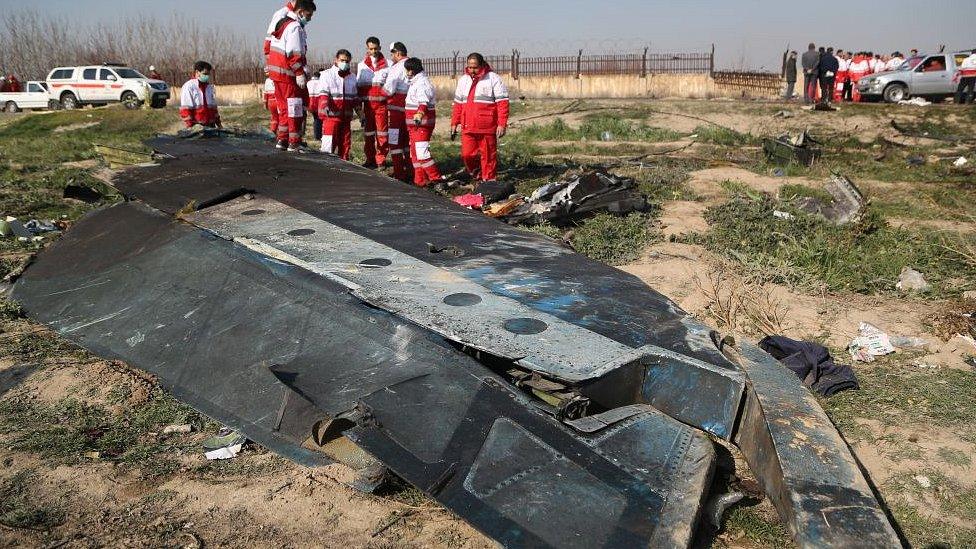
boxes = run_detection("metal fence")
[164,48,717,85]
[712,70,783,95]
[424,48,714,79]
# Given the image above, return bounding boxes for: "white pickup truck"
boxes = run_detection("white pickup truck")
[47,64,170,109]
[0,81,56,112]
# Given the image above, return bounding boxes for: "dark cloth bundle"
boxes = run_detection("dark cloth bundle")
[759,335,859,396]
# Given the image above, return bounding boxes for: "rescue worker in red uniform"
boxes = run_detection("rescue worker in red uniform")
[179,61,222,129]
[264,1,296,64]
[358,37,390,169]
[266,0,315,151]
[318,50,361,160]
[451,53,510,183]
[383,42,412,181]
[403,58,443,187]
[833,50,849,103]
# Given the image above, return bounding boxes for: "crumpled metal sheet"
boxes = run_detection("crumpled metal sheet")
[11,201,716,548]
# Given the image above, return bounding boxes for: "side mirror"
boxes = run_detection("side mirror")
[107,74,117,81]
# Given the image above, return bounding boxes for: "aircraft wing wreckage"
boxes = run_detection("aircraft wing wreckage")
[10,134,900,548]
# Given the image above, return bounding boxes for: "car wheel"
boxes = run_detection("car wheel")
[61,92,79,110]
[4,101,19,113]
[121,91,141,110]
[48,99,62,111]
[883,84,907,103]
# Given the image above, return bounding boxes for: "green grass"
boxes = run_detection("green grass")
[691,124,755,146]
[522,212,659,266]
[723,505,792,547]
[0,388,209,477]
[518,115,683,143]
[822,361,976,444]
[689,194,976,295]
[0,470,66,531]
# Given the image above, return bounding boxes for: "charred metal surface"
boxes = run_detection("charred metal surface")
[111,136,746,439]
[733,342,901,547]
[12,201,716,548]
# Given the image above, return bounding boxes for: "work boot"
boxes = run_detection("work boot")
[276,140,288,150]
[286,144,301,153]
[362,161,378,169]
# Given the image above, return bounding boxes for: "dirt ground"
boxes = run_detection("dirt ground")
[2,98,975,548]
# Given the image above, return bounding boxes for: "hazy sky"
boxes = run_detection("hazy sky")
[26,0,976,69]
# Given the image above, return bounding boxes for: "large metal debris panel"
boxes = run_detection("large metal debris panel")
[10,201,718,548]
[112,135,746,439]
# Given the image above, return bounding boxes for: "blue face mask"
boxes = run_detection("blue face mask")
[298,15,309,26]
[198,74,210,83]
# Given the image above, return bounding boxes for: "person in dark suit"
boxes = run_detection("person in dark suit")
[818,48,839,104]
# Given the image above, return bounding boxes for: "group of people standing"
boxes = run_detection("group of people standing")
[257,0,510,186]
[785,44,907,103]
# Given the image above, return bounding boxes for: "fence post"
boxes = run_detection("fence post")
[641,47,648,78]
[451,51,459,79]
[709,44,715,77]
[576,49,583,79]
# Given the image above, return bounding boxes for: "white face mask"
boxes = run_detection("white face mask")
[337,61,350,72]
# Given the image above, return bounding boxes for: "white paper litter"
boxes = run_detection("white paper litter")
[205,443,243,460]
[898,97,931,107]
[848,322,896,362]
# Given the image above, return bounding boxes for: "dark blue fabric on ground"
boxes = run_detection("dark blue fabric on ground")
[758,335,859,396]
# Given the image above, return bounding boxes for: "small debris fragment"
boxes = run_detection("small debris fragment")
[898,97,931,107]
[773,110,794,119]
[203,427,246,460]
[848,322,896,363]
[763,131,822,167]
[963,291,976,301]
[793,175,866,226]
[772,210,794,220]
[704,491,745,529]
[914,475,932,489]
[954,157,969,168]
[502,171,649,226]
[63,184,104,203]
[896,267,931,293]
[162,424,194,435]
[906,155,926,166]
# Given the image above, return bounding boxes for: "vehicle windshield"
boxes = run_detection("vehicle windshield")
[900,57,924,71]
[113,68,146,79]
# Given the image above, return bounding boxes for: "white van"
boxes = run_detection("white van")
[46,64,170,109]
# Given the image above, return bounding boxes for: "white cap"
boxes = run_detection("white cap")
[149,65,155,71]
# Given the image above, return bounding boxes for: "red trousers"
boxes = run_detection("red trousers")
[408,125,441,186]
[363,101,389,167]
[388,111,412,182]
[322,118,353,160]
[461,132,498,181]
[266,99,279,134]
[273,79,309,146]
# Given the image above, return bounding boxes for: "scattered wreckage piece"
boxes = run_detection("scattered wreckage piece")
[9,134,901,548]
[793,174,867,225]
[11,201,717,548]
[763,131,822,167]
[502,171,650,226]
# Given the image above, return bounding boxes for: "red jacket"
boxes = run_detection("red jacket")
[318,66,360,120]
[357,55,389,106]
[405,72,436,128]
[179,79,220,128]
[451,66,510,135]
[266,12,307,83]
[263,2,295,59]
